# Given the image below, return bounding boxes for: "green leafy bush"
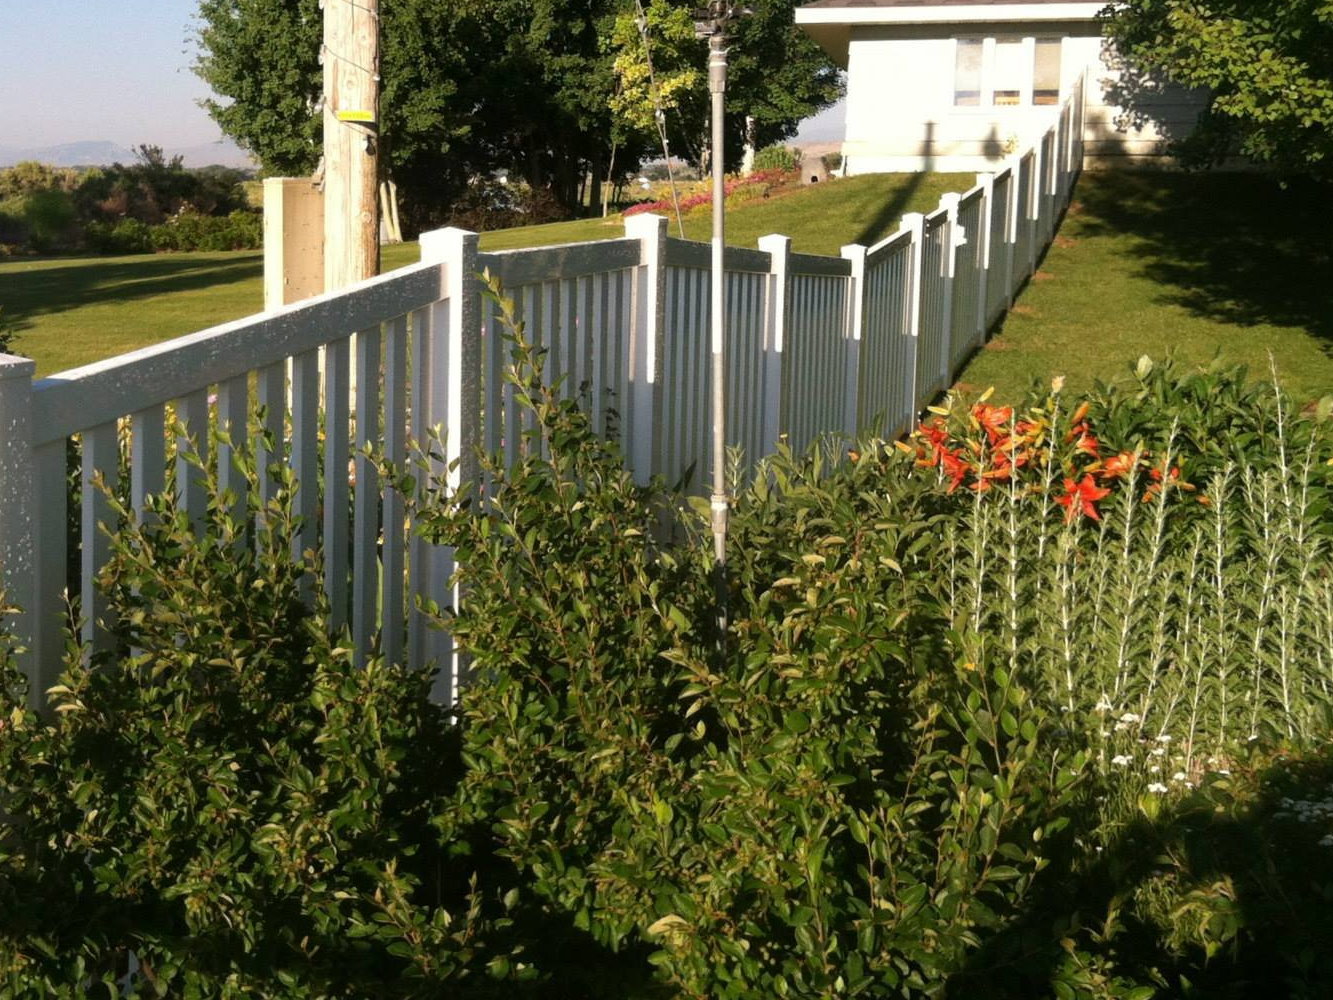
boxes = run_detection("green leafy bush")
[85,218,154,255]
[149,208,262,252]
[407,279,1090,998]
[752,144,802,173]
[21,189,77,253]
[0,306,15,355]
[0,436,512,997]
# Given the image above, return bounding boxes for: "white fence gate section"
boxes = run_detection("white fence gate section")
[0,79,1085,704]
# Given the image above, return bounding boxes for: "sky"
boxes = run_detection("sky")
[0,0,232,152]
[0,1,845,156]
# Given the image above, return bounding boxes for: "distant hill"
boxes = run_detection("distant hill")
[0,139,255,170]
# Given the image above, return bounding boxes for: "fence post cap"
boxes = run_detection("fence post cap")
[0,354,36,381]
[418,226,478,263]
[839,243,867,261]
[624,212,669,239]
[757,233,791,252]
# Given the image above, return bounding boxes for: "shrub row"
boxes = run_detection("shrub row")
[84,209,262,254]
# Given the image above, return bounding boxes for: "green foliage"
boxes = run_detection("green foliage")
[84,218,154,255]
[752,144,801,172]
[0,149,252,255]
[0,161,80,199]
[21,189,77,253]
[3,280,1332,996]
[0,306,14,355]
[403,277,1089,997]
[193,0,841,222]
[1103,0,1333,176]
[0,435,509,996]
[148,209,263,252]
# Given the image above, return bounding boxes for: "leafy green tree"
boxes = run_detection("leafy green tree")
[608,0,843,172]
[193,0,840,222]
[1103,0,1333,176]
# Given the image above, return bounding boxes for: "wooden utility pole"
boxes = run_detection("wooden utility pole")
[322,0,380,290]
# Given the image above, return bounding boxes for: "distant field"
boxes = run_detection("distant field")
[0,172,970,375]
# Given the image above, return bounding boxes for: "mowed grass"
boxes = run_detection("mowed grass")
[958,170,1333,404]
[1,172,970,376]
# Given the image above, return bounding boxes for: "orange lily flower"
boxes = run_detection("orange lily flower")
[1055,474,1111,521]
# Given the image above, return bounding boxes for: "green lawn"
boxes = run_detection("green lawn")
[0,172,970,376]
[5,170,1330,400]
[959,170,1333,404]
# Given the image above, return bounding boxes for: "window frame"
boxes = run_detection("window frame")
[951,36,1063,110]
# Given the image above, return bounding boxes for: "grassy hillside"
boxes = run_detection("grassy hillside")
[958,171,1333,404]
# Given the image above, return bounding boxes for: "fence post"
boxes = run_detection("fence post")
[757,233,790,453]
[0,355,40,708]
[1005,156,1021,305]
[625,213,668,484]
[1026,146,1041,276]
[839,242,867,438]
[974,172,994,343]
[938,192,960,387]
[416,226,481,704]
[902,211,925,419]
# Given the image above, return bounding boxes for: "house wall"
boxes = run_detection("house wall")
[841,22,1204,174]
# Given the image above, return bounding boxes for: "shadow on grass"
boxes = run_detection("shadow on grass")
[850,169,928,248]
[0,254,262,333]
[1072,172,1333,353]
[949,745,1333,999]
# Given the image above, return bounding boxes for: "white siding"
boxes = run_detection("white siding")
[840,22,1205,174]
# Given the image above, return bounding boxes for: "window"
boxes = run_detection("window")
[992,39,1025,106]
[1033,38,1062,105]
[954,38,983,107]
[952,37,1064,108]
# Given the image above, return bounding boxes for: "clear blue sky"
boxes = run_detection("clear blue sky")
[0,0,227,150]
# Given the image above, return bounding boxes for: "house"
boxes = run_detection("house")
[794,0,1205,174]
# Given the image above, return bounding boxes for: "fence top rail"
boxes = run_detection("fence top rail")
[864,226,913,265]
[32,259,446,445]
[665,237,772,274]
[788,251,853,278]
[959,183,986,210]
[478,237,641,289]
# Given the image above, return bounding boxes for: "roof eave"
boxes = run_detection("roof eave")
[795,2,1105,65]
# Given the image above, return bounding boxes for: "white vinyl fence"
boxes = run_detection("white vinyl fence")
[0,79,1084,705]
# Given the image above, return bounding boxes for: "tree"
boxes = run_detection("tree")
[607,0,843,172]
[193,0,841,224]
[1103,0,1333,177]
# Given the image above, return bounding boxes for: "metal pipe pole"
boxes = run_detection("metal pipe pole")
[708,29,729,578]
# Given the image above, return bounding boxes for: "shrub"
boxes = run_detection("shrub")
[0,435,513,996]
[0,306,15,355]
[405,278,1090,998]
[752,144,802,173]
[446,178,569,233]
[85,217,154,254]
[149,208,261,251]
[21,189,77,252]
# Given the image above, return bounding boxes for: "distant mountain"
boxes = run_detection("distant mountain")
[0,139,255,170]
[0,140,133,168]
